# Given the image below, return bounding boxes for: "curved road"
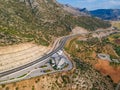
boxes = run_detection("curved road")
[0,29,119,78]
[0,36,70,77]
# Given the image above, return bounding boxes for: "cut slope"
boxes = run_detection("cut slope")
[0,43,50,71]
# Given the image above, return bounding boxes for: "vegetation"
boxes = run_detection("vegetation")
[0,0,111,46]
[40,65,47,68]
[63,34,120,88]
[71,58,114,90]
[65,33,120,65]
[17,74,27,78]
[110,62,120,67]
[1,84,5,88]
[74,58,91,71]
[43,69,51,73]
[0,35,118,90]
[114,46,120,56]
[108,33,120,59]
[15,87,19,90]
[61,75,70,84]
[32,86,35,90]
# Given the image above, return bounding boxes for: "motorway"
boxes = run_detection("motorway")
[0,29,119,78]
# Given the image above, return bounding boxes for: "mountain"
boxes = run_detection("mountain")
[60,5,120,21]
[90,9,120,20]
[61,4,89,16]
[0,0,111,46]
[78,8,90,15]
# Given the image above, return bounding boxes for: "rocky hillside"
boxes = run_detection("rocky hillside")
[60,4,89,16]
[0,0,111,46]
[90,9,120,20]
[0,58,115,90]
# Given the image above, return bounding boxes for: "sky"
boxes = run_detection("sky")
[57,0,120,10]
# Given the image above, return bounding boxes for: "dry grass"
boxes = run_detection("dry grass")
[111,21,120,29]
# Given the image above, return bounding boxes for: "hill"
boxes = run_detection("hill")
[0,56,115,90]
[0,0,111,46]
[64,33,120,83]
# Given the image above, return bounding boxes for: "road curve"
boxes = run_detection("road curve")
[0,36,70,77]
[0,29,119,78]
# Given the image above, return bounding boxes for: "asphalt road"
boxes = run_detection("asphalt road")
[0,29,119,78]
[0,36,70,77]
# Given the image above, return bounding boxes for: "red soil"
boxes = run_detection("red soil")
[95,59,120,83]
[114,39,120,44]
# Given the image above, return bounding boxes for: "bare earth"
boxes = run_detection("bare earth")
[0,42,50,72]
[72,27,88,34]
[95,59,120,83]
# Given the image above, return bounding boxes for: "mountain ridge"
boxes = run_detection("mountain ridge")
[62,4,120,21]
[90,9,120,20]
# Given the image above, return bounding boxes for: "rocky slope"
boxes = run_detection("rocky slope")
[3,32,119,90]
[0,58,115,90]
[61,4,89,16]
[64,33,120,83]
[0,0,111,46]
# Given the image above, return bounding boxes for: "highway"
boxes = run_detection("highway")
[0,29,119,78]
[0,36,70,78]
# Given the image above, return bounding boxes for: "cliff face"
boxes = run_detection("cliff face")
[61,4,89,16]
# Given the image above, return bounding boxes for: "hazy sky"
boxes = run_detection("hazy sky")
[57,0,120,10]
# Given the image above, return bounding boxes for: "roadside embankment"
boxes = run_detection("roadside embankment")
[0,43,50,72]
